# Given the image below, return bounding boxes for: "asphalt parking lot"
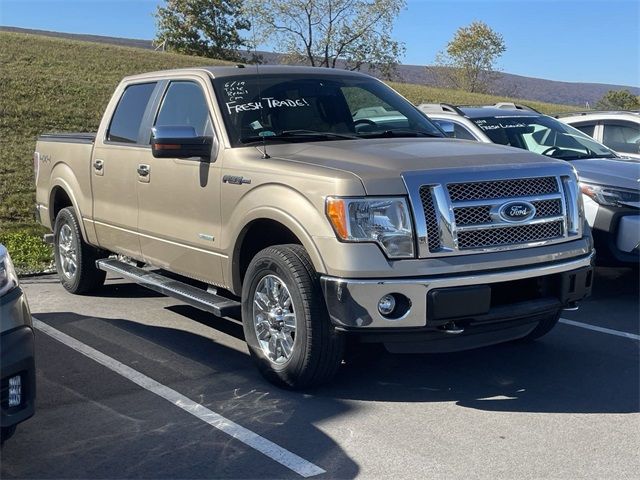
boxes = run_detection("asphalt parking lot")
[1,267,638,479]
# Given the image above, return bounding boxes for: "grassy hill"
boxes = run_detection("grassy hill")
[0,30,576,271]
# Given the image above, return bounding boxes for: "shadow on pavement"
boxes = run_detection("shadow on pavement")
[26,311,360,479]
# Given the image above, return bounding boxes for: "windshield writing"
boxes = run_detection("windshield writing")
[472,115,615,160]
[213,75,442,146]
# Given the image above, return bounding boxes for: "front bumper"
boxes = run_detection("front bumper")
[321,253,594,348]
[1,326,36,429]
[1,289,36,430]
[591,204,639,265]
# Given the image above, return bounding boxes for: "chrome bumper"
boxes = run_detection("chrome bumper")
[321,252,594,329]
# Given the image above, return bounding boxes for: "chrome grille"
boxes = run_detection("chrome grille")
[454,199,563,226]
[419,186,441,251]
[404,169,578,258]
[458,221,564,250]
[454,206,491,225]
[448,177,558,201]
[532,199,562,218]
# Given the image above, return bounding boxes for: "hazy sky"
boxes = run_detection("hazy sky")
[1,0,638,86]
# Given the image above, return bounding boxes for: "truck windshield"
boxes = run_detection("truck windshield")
[212,74,443,146]
[471,115,617,160]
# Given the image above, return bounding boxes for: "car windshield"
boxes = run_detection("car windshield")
[212,74,443,147]
[471,114,617,160]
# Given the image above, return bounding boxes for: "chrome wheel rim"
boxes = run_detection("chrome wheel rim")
[252,274,296,365]
[58,224,77,279]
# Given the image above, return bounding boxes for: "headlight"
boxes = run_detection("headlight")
[579,182,640,208]
[326,197,415,258]
[0,246,19,297]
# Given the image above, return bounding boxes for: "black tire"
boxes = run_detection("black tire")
[241,244,344,389]
[1,425,16,446]
[53,207,106,294]
[519,310,562,342]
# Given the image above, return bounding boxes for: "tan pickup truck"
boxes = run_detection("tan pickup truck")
[34,66,594,388]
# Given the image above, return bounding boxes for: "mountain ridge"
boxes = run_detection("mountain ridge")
[2,25,637,106]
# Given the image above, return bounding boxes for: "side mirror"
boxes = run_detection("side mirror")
[151,126,212,160]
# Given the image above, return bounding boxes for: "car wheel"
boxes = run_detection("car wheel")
[53,207,106,294]
[519,310,562,342]
[241,244,344,389]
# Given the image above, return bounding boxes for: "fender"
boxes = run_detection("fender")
[48,163,93,243]
[223,184,333,292]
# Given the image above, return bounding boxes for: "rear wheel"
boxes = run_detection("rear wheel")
[519,310,562,341]
[241,244,344,389]
[53,207,106,294]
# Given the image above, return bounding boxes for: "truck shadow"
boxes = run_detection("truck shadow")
[168,302,639,416]
[30,310,359,479]
[28,275,637,479]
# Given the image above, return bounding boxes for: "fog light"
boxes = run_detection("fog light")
[8,375,21,407]
[378,294,396,316]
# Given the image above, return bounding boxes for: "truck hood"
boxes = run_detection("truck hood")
[266,138,564,195]
[572,157,640,191]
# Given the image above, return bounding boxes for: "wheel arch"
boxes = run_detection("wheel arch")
[48,181,88,241]
[230,212,327,295]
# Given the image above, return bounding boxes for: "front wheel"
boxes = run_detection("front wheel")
[241,244,344,389]
[53,207,106,294]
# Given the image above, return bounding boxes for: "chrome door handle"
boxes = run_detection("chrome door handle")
[93,159,103,170]
[137,164,150,176]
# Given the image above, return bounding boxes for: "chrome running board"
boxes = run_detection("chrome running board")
[96,259,241,318]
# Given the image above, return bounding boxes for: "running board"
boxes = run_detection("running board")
[96,259,241,318]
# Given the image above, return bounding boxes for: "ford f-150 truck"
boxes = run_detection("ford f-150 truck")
[34,66,594,388]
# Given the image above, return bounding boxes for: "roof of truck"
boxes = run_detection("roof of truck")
[122,65,371,82]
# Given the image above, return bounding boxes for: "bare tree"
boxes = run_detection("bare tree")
[247,0,406,74]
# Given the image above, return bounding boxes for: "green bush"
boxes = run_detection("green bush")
[0,229,53,275]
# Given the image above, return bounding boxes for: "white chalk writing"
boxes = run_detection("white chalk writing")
[225,97,310,114]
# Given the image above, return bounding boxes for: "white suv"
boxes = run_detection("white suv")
[557,111,640,159]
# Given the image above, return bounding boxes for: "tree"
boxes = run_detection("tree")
[431,21,506,93]
[155,0,251,61]
[246,0,406,76]
[596,89,640,110]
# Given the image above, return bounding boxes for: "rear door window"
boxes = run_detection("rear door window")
[570,121,596,137]
[154,81,213,137]
[602,121,640,154]
[107,82,157,144]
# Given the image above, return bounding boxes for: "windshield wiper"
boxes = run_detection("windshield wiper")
[280,129,360,140]
[240,130,359,144]
[358,129,442,138]
[566,153,618,160]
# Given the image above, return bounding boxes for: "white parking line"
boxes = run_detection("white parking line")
[559,318,640,341]
[33,319,325,478]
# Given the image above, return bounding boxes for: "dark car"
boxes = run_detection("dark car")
[1,244,35,444]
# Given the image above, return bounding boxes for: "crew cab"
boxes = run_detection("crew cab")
[35,67,594,388]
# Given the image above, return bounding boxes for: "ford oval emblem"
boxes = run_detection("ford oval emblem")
[499,201,536,222]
